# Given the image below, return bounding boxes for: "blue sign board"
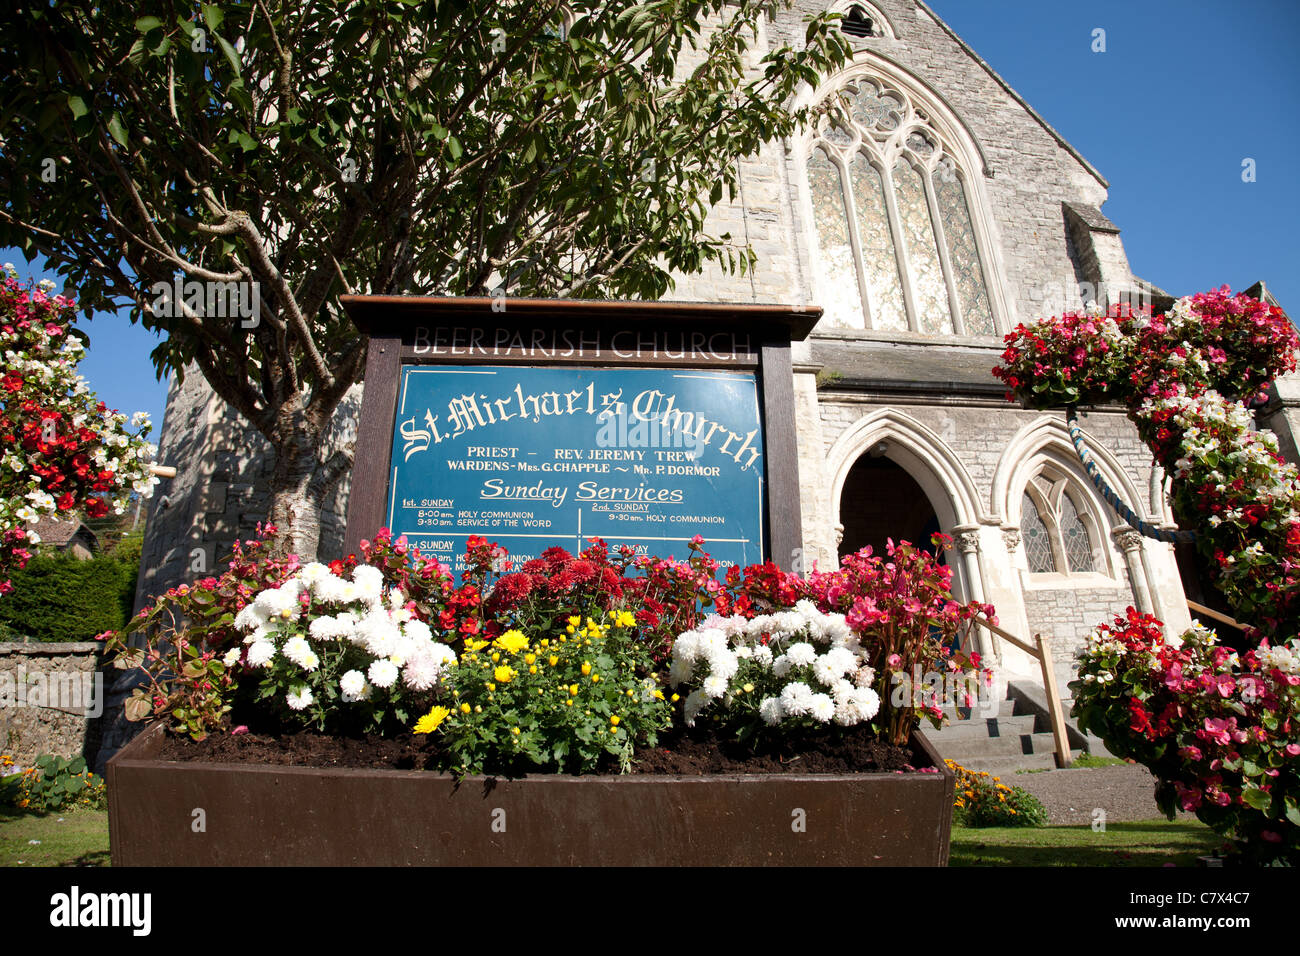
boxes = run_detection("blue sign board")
[387,365,766,574]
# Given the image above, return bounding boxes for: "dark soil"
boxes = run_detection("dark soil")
[153,720,926,777]
[630,723,921,775]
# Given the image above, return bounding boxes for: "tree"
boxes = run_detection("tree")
[0,0,851,557]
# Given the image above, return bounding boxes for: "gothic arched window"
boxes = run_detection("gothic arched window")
[1020,470,1100,576]
[805,76,996,337]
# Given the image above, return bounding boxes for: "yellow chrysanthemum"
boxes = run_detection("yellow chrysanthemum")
[494,665,516,683]
[610,715,621,726]
[614,610,637,629]
[464,638,490,652]
[567,615,582,627]
[495,630,530,655]
[413,705,451,735]
[580,661,591,675]
[548,655,559,666]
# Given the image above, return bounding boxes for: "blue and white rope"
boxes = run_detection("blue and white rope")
[1065,409,1197,544]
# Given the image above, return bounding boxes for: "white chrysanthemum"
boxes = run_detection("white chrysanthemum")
[313,574,358,605]
[340,669,367,698]
[221,647,241,667]
[854,687,881,720]
[246,641,276,668]
[751,645,773,667]
[683,689,707,727]
[233,602,270,633]
[668,657,694,686]
[402,654,441,691]
[702,674,729,699]
[355,613,402,657]
[705,649,739,683]
[286,685,314,711]
[696,629,728,658]
[772,654,793,678]
[296,562,329,589]
[282,635,319,670]
[785,642,816,667]
[403,618,434,645]
[734,645,753,660]
[368,658,399,689]
[854,665,876,689]
[352,565,384,606]
[309,612,356,641]
[809,693,835,723]
[758,696,784,726]
[780,681,813,717]
[672,632,701,662]
[811,658,842,686]
[387,587,407,611]
[257,579,303,616]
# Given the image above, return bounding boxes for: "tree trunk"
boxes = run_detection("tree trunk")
[267,406,329,561]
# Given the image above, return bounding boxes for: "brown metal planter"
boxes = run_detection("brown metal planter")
[108,722,955,866]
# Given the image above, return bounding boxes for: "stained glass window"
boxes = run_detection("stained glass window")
[1061,491,1095,573]
[805,74,997,337]
[1021,493,1055,574]
[850,155,907,331]
[807,147,864,329]
[892,159,953,335]
[936,171,994,336]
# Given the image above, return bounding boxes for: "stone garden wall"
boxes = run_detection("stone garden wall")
[0,642,105,768]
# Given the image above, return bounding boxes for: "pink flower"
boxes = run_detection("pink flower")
[886,653,902,668]
[1261,831,1282,843]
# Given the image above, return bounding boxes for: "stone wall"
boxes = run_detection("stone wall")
[0,642,105,768]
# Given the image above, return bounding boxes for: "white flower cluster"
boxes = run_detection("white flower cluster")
[1258,641,1300,676]
[233,562,455,713]
[670,600,880,729]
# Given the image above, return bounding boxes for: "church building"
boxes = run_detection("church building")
[136,0,1298,768]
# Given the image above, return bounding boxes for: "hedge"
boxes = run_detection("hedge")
[0,551,137,642]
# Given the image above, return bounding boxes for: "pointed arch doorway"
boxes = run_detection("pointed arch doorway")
[837,448,943,561]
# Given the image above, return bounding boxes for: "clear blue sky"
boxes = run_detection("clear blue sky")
[4,0,1298,434]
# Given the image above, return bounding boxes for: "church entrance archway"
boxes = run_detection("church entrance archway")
[838,452,943,562]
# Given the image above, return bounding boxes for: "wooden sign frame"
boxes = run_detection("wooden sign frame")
[340,296,818,571]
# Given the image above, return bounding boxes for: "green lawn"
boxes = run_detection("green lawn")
[951,819,1223,867]
[0,806,110,867]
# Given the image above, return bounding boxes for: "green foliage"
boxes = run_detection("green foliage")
[0,550,137,641]
[0,754,108,813]
[440,614,672,776]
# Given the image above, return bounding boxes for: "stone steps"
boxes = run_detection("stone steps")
[920,686,1095,774]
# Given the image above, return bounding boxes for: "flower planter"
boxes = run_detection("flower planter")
[107,722,955,866]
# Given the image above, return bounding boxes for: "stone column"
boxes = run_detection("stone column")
[1111,525,1154,616]
[953,525,992,660]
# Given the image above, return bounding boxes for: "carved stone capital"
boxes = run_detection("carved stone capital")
[1002,528,1021,553]
[1111,525,1144,553]
[956,530,980,555]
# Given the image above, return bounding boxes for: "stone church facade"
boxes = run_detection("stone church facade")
[138,1,1295,718]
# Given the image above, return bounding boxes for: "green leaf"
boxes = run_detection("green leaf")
[66,94,88,119]
[201,4,224,32]
[1241,786,1271,811]
[106,113,127,147]
[135,15,163,33]
[446,135,463,161]
[215,34,242,80]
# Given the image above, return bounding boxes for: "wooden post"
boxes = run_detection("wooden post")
[1036,633,1072,768]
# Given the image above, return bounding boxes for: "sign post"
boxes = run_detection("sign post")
[341,297,817,572]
